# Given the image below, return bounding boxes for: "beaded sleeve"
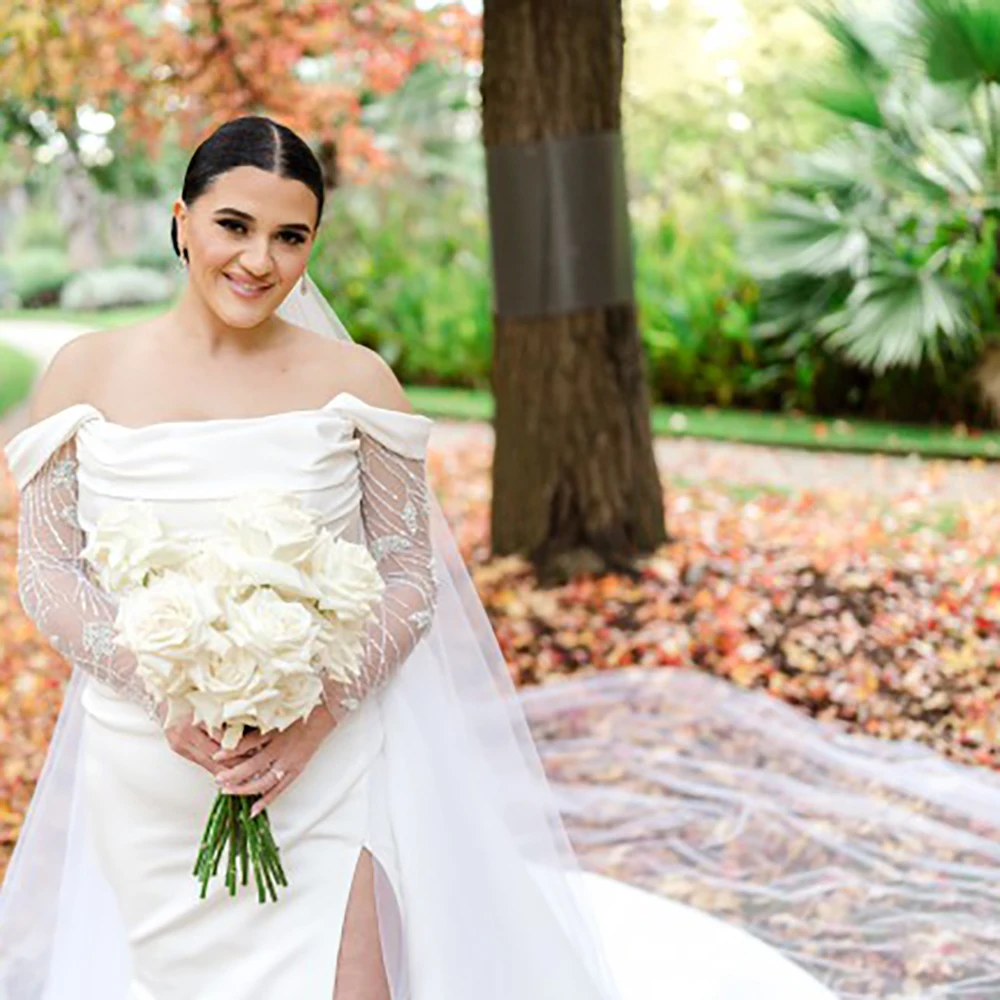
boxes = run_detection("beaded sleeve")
[15,437,158,717]
[321,429,438,719]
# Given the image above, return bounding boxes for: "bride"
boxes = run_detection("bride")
[0,115,834,1000]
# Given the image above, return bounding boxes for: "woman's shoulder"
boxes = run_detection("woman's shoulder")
[28,326,131,424]
[293,328,415,416]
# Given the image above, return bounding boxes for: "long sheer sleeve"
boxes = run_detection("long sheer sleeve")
[321,429,438,719]
[15,437,158,719]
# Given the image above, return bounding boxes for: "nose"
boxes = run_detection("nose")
[239,237,274,277]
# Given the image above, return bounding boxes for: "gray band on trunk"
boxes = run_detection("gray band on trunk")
[485,130,635,319]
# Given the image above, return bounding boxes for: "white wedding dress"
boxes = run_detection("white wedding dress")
[1,386,838,1000]
[2,392,630,1000]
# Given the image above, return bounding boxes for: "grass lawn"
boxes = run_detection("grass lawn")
[0,344,38,417]
[0,304,166,328]
[407,386,1000,461]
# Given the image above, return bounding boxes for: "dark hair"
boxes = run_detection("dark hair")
[171,116,325,260]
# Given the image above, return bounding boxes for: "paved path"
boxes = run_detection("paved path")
[434,422,1000,504]
[0,320,91,444]
[4,318,1000,503]
[0,320,91,369]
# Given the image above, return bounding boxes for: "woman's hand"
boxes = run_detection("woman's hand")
[156,701,260,778]
[213,704,338,817]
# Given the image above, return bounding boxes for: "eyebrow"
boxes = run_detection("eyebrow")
[213,207,312,233]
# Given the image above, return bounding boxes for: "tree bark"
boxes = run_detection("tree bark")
[481,0,666,583]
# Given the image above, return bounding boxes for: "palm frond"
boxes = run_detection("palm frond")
[743,198,871,281]
[805,2,897,79]
[915,0,1000,85]
[819,266,973,372]
[808,73,885,128]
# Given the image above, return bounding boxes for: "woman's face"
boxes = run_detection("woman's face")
[172,165,319,329]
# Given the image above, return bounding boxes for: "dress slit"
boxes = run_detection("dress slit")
[327,841,408,1000]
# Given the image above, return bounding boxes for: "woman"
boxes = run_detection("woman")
[0,116,622,1000]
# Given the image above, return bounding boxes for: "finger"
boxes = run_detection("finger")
[213,729,274,762]
[217,748,282,790]
[174,730,236,777]
[187,729,229,764]
[222,762,290,797]
[167,740,220,777]
[250,771,295,818]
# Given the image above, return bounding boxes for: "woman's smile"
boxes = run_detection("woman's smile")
[222,272,275,298]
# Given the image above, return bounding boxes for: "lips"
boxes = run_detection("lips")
[223,273,274,298]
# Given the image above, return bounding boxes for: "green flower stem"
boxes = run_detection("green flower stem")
[197,807,231,899]
[226,798,240,895]
[241,803,268,904]
[192,794,226,877]
[234,798,249,888]
[258,809,288,887]
[193,792,285,902]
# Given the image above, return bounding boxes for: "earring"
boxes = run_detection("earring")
[300,274,308,295]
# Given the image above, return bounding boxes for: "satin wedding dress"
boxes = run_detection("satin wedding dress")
[2,386,632,1000]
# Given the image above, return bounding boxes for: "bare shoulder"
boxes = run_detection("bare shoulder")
[28,327,124,424]
[309,336,414,414]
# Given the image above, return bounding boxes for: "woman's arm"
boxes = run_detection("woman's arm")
[16,436,158,716]
[320,428,438,720]
[316,348,438,719]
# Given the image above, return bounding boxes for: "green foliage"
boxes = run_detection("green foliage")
[635,210,765,408]
[310,180,493,388]
[0,248,74,308]
[0,343,38,418]
[59,265,177,311]
[623,0,833,206]
[745,0,1000,377]
[9,206,66,253]
[310,179,788,409]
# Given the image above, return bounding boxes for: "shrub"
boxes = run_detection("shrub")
[0,248,74,308]
[311,182,493,388]
[10,207,67,253]
[60,266,177,311]
[634,210,767,409]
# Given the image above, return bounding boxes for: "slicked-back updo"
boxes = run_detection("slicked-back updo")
[171,116,325,261]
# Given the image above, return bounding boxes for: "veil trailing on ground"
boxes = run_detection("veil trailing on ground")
[0,275,623,999]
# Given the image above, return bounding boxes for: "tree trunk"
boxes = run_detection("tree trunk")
[481,0,666,583]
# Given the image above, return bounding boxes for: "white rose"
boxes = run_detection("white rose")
[134,648,197,702]
[222,490,321,566]
[210,540,321,603]
[186,645,277,744]
[183,539,240,598]
[82,500,188,593]
[309,535,385,623]
[116,572,225,668]
[313,617,366,685]
[224,590,323,666]
[190,644,262,698]
[262,672,325,732]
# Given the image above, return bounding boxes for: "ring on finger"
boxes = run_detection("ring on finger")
[269,764,286,783]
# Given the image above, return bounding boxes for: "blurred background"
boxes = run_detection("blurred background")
[5,1,1000,996]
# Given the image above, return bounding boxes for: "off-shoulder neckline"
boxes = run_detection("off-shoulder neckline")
[40,391,432,434]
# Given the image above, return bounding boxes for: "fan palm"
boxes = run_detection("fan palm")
[744,0,1000,387]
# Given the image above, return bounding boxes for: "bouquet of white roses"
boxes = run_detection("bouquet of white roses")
[82,490,385,903]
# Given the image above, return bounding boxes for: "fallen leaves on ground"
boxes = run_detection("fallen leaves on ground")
[3,437,1000,897]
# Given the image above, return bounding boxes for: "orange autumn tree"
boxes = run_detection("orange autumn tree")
[1,0,478,175]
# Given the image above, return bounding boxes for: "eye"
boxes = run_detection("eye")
[278,231,307,246]
[217,219,247,235]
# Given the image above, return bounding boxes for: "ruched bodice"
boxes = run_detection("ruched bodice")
[4,392,433,540]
